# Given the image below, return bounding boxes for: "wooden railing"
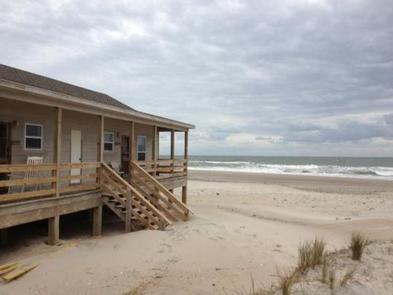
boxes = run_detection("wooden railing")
[101,162,171,230]
[0,162,100,204]
[135,159,188,178]
[130,161,191,220]
[0,159,188,205]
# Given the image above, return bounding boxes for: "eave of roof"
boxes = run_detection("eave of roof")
[0,65,195,130]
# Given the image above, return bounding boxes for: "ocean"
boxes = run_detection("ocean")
[188,156,393,180]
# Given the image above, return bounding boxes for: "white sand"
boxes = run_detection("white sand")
[0,171,392,294]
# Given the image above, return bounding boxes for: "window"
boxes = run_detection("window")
[25,123,43,150]
[104,131,114,152]
[137,136,147,161]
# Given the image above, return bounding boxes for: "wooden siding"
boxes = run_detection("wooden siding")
[0,98,157,168]
[0,98,56,163]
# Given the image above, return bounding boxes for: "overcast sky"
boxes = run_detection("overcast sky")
[1,0,393,156]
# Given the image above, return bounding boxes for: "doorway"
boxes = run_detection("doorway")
[0,122,11,194]
[70,129,82,184]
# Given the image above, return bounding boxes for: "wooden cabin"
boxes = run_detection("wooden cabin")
[0,64,194,245]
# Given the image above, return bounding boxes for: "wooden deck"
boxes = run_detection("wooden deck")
[0,160,190,246]
[0,190,102,229]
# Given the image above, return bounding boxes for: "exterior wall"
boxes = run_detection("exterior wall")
[103,117,129,166]
[1,97,159,168]
[134,123,154,161]
[103,119,155,165]
[0,97,56,164]
[61,110,100,163]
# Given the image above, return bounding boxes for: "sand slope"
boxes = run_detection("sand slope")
[0,172,392,294]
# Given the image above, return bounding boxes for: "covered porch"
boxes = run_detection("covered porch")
[0,98,190,205]
[0,84,191,246]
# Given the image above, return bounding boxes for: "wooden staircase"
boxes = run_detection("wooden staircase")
[100,162,191,231]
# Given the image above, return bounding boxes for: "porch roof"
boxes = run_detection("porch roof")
[0,64,194,130]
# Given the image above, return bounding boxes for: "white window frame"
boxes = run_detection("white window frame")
[24,123,43,151]
[104,131,115,152]
[137,135,147,161]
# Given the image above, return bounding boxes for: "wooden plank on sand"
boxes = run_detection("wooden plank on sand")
[0,262,18,271]
[0,265,17,276]
[2,264,38,282]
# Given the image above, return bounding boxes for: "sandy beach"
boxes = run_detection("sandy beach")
[1,171,392,294]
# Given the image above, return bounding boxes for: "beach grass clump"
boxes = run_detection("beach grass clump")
[278,271,299,295]
[297,238,326,273]
[328,270,335,290]
[320,255,328,284]
[246,277,275,295]
[340,268,356,287]
[232,277,275,295]
[349,233,369,261]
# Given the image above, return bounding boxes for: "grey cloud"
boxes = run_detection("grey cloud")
[384,113,393,125]
[1,0,393,156]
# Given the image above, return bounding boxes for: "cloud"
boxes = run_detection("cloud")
[226,133,282,146]
[1,0,392,156]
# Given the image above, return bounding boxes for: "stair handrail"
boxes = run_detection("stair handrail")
[101,162,172,228]
[130,161,192,216]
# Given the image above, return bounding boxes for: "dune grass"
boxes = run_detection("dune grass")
[278,271,299,295]
[243,234,371,294]
[328,270,335,290]
[349,233,369,261]
[297,238,326,273]
[320,256,328,284]
[340,268,356,287]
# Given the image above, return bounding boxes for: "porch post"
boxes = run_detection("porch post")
[170,130,175,159]
[99,116,104,163]
[92,205,102,236]
[153,125,157,176]
[48,215,60,245]
[98,115,104,188]
[182,130,189,204]
[169,129,175,193]
[171,129,175,173]
[129,121,134,161]
[55,108,62,198]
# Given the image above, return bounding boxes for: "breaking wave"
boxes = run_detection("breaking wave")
[188,160,393,179]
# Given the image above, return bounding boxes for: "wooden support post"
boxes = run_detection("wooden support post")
[184,130,189,160]
[182,130,189,204]
[153,125,158,176]
[125,191,132,232]
[182,185,187,204]
[184,130,188,176]
[48,215,60,245]
[99,116,105,163]
[129,121,134,161]
[55,108,62,197]
[129,121,134,180]
[98,116,104,186]
[0,228,8,247]
[170,130,175,159]
[92,206,102,236]
[171,129,175,176]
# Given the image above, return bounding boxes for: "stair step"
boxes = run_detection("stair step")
[101,162,191,231]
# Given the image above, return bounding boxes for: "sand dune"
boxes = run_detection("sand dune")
[0,171,392,294]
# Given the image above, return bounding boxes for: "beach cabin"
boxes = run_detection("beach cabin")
[0,64,194,245]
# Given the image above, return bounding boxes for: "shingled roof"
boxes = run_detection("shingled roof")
[0,64,134,110]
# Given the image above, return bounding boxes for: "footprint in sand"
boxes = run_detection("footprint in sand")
[158,243,172,254]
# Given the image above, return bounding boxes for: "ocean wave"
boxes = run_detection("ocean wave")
[188,161,393,179]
